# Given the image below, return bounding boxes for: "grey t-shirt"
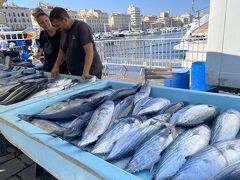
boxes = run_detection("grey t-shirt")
[60,20,103,76]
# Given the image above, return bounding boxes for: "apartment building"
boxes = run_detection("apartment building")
[127,4,141,30]
[109,13,130,31]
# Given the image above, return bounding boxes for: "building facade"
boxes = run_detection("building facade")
[158,11,170,27]
[127,4,141,30]
[109,13,130,31]
[78,9,108,33]
[180,13,193,25]
[142,16,161,30]
[0,5,33,30]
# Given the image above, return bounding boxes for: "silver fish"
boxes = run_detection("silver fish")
[126,125,175,173]
[31,119,65,133]
[132,97,171,116]
[91,116,142,154]
[89,89,114,100]
[169,105,195,124]
[41,99,90,114]
[155,125,211,180]
[110,95,135,127]
[63,111,94,140]
[173,139,240,180]
[169,104,217,126]
[107,114,171,160]
[154,102,185,116]
[134,81,151,104]
[211,109,240,144]
[78,101,115,147]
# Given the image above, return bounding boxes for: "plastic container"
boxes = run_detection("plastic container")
[164,67,190,89]
[191,62,214,91]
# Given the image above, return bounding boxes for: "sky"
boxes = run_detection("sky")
[7,0,210,16]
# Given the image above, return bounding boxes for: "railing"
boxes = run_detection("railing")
[95,37,207,81]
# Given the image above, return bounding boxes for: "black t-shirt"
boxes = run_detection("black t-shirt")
[60,20,103,76]
[39,30,68,74]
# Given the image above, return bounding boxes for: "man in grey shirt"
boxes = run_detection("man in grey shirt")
[49,7,103,79]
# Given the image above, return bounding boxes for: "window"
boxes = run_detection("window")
[14,18,17,23]
[26,14,28,17]
[17,34,23,39]
[27,19,29,23]
[13,12,15,17]
[23,19,25,23]
[22,13,24,17]
[10,19,12,23]
[18,13,20,17]
[8,13,11,17]
[12,34,17,39]
[19,19,21,23]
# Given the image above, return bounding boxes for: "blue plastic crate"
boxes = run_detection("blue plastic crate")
[0,80,240,180]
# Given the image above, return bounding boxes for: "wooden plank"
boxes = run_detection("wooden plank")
[145,71,172,75]
[145,75,172,79]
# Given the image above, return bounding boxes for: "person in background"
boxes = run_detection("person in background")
[49,7,103,79]
[32,8,68,74]
[0,35,9,52]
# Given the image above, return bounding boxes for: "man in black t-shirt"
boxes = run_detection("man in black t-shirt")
[49,7,103,79]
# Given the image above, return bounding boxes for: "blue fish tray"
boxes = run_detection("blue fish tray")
[0,80,240,180]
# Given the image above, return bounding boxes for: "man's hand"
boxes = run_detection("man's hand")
[51,64,60,79]
[82,72,92,80]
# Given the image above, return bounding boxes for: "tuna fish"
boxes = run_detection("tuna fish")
[18,96,107,121]
[169,104,218,126]
[211,109,240,144]
[63,111,94,140]
[89,89,114,100]
[154,102,185,116]
[134,81,151,104]
[132,97,171,116]
[69,87,109,100]
[107,83,142,101]
[109,95,135,127]
[154,125,211,179]
[173,139,240,180]
[107,114,171,160]
[91,116,142,155]
[77,101,115,147]
[31,119,65,133]
[126,125,176,173]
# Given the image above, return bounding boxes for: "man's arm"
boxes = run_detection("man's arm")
[51,49,65,78]
[82,42,94,79]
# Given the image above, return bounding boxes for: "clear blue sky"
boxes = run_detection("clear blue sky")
[8,0,210,16]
